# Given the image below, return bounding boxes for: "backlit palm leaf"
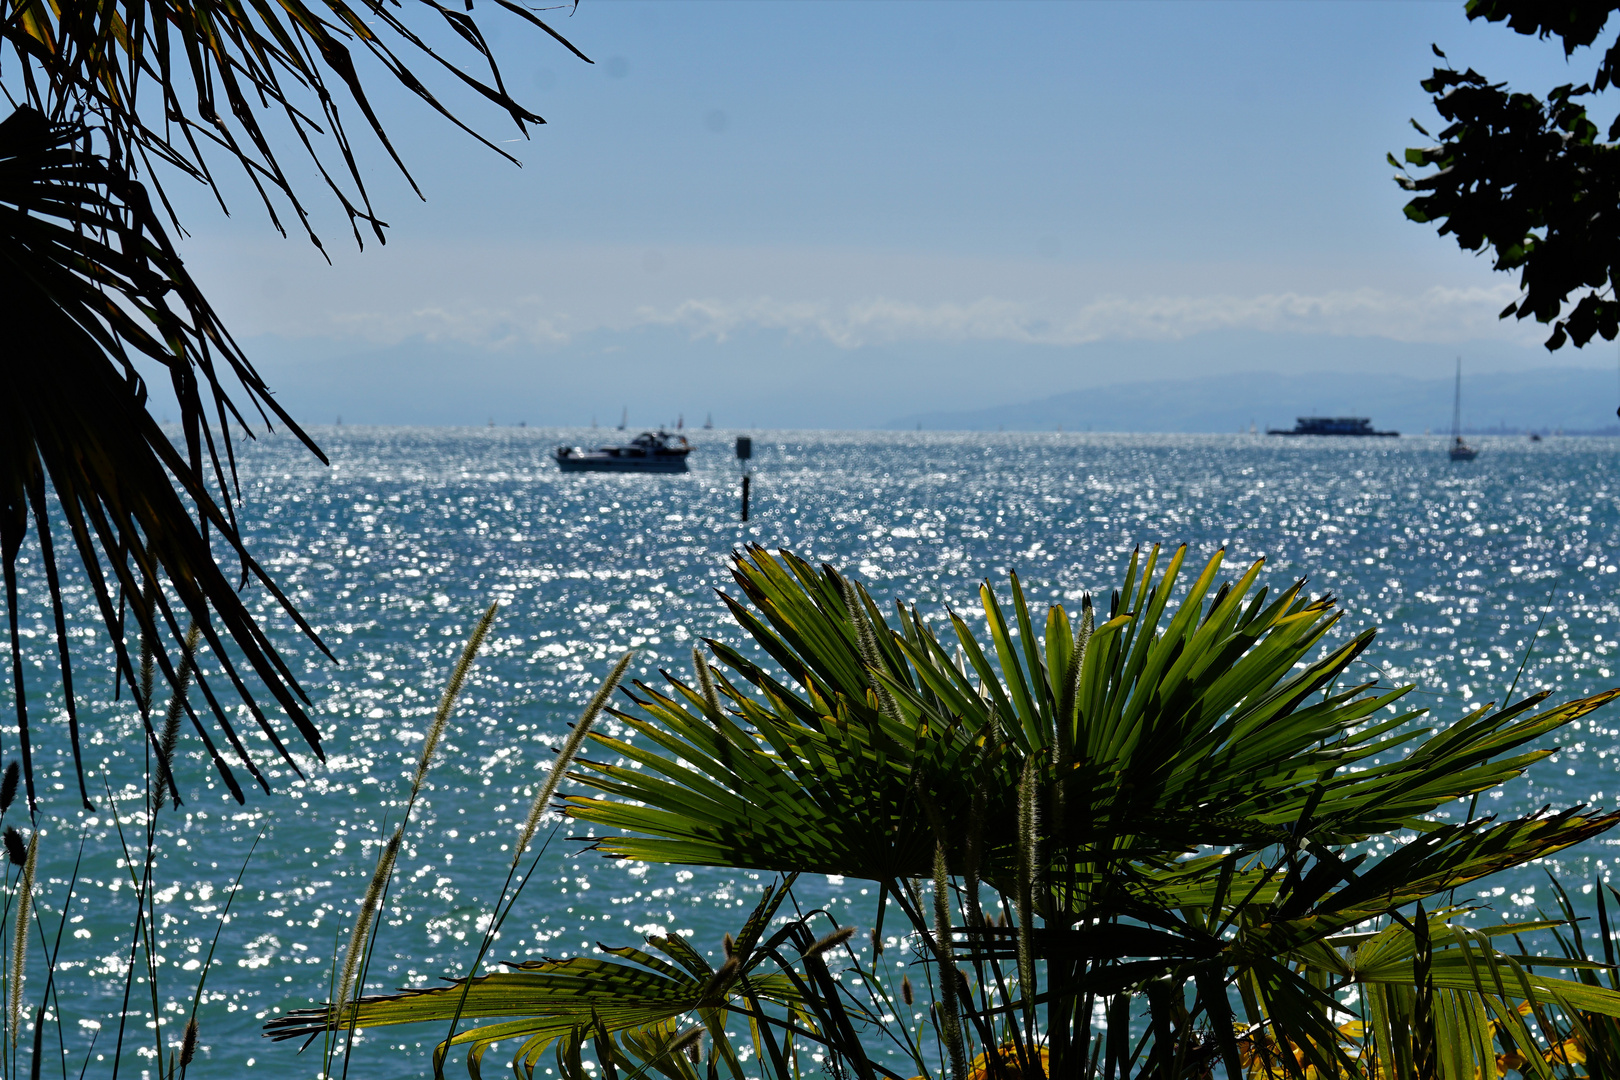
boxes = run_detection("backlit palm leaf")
[266,880,803,1080]
[559,544,1620,1080]
[566,546,1614,908]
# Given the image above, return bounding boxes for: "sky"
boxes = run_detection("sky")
[155,1,1620,429]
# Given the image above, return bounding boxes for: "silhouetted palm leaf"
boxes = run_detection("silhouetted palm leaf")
[0,0,588,810]
[0,106,330,808]
[1,0,590,246]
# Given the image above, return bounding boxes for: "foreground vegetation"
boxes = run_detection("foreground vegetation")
[274,544,1620,1080]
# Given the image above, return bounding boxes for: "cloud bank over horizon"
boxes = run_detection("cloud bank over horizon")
[191,237,1560,360]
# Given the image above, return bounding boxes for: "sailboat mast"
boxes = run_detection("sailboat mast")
[1452,357,1462,441]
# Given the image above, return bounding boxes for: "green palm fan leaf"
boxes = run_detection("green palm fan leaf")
[567,544,1604,906]
[0,106,331,807]
[559,542,1620,1080]
[266,881,802,1080]
[1241,910,1620,1080]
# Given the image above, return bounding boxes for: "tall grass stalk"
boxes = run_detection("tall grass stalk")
[321,608,505,1080]
[9,832,35,1051]
[177,831,260,1080]
[409,604,499,817]
[1051,598,1090,911]
[27,838,84,1080]
[346,600,496,1075]
[512,650,636,868]
[136,594,156,720]
[333,828,402,1035]
[431,651,637,1076]
[152,623,201,812]
[328,824,404,1080]
[102,779,151,1080]
[1016,756,1039,1041]
[932,840,967,1080]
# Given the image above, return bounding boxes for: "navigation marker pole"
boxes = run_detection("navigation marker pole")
[736,436,753,522]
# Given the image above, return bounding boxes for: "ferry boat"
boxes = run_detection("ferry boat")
[555,430,692,473]
[1267,417,1398,437]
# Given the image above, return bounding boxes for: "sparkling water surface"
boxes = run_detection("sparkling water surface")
[10,428,1620,1078]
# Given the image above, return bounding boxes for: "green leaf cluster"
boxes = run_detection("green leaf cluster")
[1394,2,1620,352]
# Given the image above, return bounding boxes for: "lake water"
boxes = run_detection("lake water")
[10,428,1620,1078]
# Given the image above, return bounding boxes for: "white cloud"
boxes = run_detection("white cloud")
[185,237,1538,351]
[632,283,1530,349]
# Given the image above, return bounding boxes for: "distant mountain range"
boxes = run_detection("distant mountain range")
[887,367,1620,435]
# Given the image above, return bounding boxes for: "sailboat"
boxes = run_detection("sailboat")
[617,407,628,431]
[702,413,714,430]
[1449,357,1478,461]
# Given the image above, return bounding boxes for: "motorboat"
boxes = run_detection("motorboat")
[555,430,692,473]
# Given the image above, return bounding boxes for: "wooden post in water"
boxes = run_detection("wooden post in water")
[736,437,753,522]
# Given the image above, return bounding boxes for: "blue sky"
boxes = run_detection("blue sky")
[162,1,1620,428]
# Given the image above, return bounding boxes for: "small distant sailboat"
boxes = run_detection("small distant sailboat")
[617,407,628,431]
[703,413,714,430]
[677,413,684,431]
[1449,357,1478,461]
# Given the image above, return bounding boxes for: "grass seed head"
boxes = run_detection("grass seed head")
[693,647,723,718]
[181,1018,199,1066]
[335,827,403,1017]
[414,603,498,795]
[9,831,35,1047]
[154,622,203,811]
[3,828,24,867]
[513,650,635,868]
[700,956,739,1003]
[803,925,856,959]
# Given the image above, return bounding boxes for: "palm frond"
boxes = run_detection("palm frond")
[267,881,803,1079]
[1,0,590,248]
[0,106,329,806]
